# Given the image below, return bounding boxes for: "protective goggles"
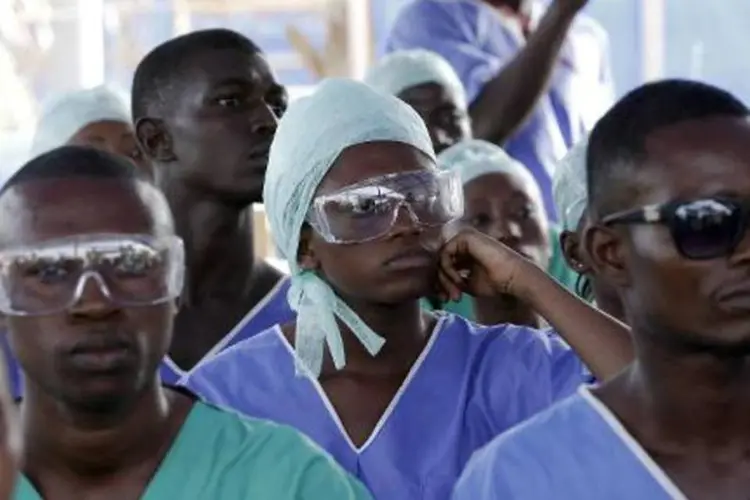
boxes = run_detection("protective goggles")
[602,197,750,260]
[0,233,184,316]
[308,169,464,244]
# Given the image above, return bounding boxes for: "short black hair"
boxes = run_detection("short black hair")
[587,79,749,216]
[1,145,138,197]
[131,28,261,122]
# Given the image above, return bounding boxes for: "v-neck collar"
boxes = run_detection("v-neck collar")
[274,315,447,454]
[579,387,689,500]
[165,276,290,380]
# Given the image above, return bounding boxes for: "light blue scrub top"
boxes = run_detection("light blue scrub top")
[385,0,615,221]
[453,387,689,499]
[181,314,590,500]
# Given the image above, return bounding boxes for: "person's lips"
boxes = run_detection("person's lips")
[248,141,273,163]
[68,338,134,372]
[384,248,436,270]
[715,283,750,312]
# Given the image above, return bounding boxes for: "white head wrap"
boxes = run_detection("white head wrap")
[553,136,589,231]
[263,78,436,377]
[30,85,131,158]
[364,49,467,110]
[438,139,543,205]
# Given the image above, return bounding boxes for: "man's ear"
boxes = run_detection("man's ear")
[297,225,321,271]
[582,222,631,289]
[560,230,590,274]
[134,117,176,163]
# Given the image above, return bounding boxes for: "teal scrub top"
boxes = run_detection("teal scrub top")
[14,401,372,500]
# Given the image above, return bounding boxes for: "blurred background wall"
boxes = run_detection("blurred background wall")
[2,0,750,185]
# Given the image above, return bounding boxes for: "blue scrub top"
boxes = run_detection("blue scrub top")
[385,0,615,221]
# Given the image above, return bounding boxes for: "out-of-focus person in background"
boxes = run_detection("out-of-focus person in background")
[0,351,19,500]
[437,139,577,326]
[364,50,578,320]
[553,135,625,322]
[385,0,614,222]
[365,49,471,155]
[28,85,152,180]
[132,29,294,384]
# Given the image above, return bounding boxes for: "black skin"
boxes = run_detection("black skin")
[397,83,549,327]
[397,83,472,155]
[462,172,550,327]
[68,121,153,181]
[482,0,530,15]
[0,177,193,500]
[136,46,287,370]
[468,0,587,144]
[586,117,750,499]
[560,213,626,323]
[285,141,441,447]
[282,141,635,447]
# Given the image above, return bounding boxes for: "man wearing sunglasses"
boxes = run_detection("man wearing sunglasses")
[0,146,369,499]
[454,79,750,499]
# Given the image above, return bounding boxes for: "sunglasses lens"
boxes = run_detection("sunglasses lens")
[672,200,744,259]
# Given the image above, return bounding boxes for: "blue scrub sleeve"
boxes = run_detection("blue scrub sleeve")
[385,0,513,102]
[478,325,587,432]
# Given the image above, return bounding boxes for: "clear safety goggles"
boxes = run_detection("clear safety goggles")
[0,233,184,316]
[308,169,464,244]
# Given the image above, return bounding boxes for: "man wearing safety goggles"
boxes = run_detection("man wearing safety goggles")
[455,80,750,499]
[0,146,369,499]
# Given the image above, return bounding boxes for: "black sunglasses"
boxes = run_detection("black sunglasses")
[601,197,750,260]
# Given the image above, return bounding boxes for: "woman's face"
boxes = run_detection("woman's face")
[68,120,153,180]
[299,141,446,305]
[462,172,550,269]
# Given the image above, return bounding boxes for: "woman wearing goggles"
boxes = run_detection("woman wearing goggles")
[183,79,633,500]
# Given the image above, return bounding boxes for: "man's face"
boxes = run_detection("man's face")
[0,178,176,412]
[143,47,286,205]
[398,83,472,154]
[588,117,750,351]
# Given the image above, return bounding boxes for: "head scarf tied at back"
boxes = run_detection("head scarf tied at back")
[30,85,131,158]
[438,139,543,205]
[263,78,436,377]
[364,49,467,110]
[552,136,590,232]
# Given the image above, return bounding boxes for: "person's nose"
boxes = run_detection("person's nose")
[250,103,278,138]
[486,217,522,247]
[389,203,422,237]
[430,127,454,154]
[68,272,119,318]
